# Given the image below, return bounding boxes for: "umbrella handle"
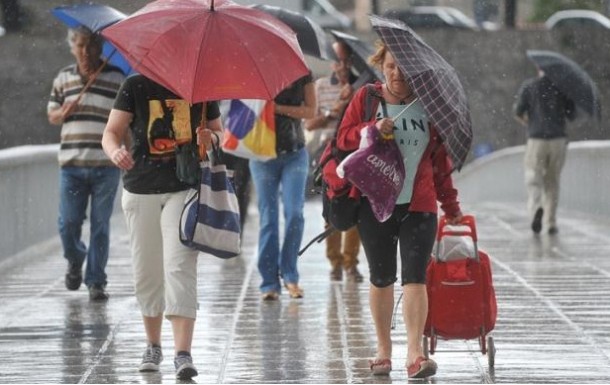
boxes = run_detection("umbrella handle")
[198,103,208,160]
[391,97,419,122]
[73,49,116,111]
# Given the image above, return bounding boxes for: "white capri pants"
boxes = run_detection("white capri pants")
[122,189,199,319]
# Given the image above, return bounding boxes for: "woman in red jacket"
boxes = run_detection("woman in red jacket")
[337,41,463,379]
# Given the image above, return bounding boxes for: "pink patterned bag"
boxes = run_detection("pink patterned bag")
[338,125,405,222]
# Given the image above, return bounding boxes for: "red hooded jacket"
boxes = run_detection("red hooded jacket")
[337,82,461,217]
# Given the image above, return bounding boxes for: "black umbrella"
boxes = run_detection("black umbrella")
[330,29,383,86]
[526,50,601,121]
[370,15,472,170]
[252,4,331,60]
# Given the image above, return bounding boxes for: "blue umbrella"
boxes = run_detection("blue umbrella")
[52,4,133,75]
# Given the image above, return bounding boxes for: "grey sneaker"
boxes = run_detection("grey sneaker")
[139,344,163,372]
[174,354,198,380]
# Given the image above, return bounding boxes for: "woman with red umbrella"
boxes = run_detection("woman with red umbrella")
[102,74,222,380]
[336,41,463,379]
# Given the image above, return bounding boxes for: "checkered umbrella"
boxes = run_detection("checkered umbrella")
[370,15,472,170]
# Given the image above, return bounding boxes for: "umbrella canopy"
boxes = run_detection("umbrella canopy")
[526,50,601,121]
[370,15,472,170]
[102,0,309,103]
[51,4,133,75]
[330,30,383,83]
[253,4,331,60]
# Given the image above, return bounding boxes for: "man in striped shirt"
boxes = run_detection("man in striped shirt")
[47,26,125,301]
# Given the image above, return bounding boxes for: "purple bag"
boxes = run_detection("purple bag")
[338,125,405,222]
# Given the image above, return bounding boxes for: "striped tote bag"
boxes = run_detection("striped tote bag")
[179,156,241,259]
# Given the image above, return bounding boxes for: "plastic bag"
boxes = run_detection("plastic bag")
[338,125,405,222]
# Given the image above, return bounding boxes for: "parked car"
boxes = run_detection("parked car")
[232,0,352,30]
[545,9,610,30]
[383,6,479,30]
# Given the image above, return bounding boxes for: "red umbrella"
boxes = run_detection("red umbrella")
[101,0,309,103]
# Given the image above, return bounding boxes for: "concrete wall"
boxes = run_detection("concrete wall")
[3,141,608,262]
[454,140,610,221]
[0,145,60,258]
[0,145,122,262]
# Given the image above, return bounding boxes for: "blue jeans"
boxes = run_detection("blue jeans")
[58,166,120,287]
[249,147,308,294]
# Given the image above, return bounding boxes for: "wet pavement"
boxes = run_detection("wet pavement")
[1,197,610,384]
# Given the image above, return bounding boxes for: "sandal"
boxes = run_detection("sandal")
[407,356,437,378]
[284,283,303,299]
[369,358,392,375]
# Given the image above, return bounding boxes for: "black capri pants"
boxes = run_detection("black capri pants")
[357,198,437,287]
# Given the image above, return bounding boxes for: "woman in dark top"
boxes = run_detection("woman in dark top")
[249,73,316,301]
[101,74,222,380]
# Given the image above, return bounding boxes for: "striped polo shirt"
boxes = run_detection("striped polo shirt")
[48,64,125,167]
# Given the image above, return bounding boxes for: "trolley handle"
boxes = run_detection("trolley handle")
[435,214,479,262]
[437,214,477,242]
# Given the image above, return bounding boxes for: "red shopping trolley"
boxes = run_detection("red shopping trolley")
[424,214,497,367]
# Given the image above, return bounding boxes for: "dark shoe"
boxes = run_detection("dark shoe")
[88,284,109,301]
[330,265,343,281]
[261,291,279,301]
[345,266,364,283]
[531,208,543,234]
[65,262,83,291]
[174,354,198,380]
[139,344,163,372]
[548,226,559,235]
[407,357,437,378]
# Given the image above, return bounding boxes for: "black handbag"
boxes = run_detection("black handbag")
[175,141,200,187]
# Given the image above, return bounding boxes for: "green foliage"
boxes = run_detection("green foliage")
[530,0,603,22]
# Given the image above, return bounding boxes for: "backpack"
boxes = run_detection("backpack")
[318,85,385,228]
[299,85,384,256]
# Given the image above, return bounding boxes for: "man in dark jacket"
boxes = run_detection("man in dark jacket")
[514,68,575,235]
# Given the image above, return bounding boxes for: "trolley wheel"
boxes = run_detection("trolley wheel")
[423,336,430,358]
[487,336,495,368]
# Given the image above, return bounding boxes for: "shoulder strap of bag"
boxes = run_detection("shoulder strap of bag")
[363,84,386,121]
[330,84,383,143]
[316,84,385,175]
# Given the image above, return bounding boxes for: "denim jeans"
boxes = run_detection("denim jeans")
[249,147,308,294]
[58,166,120,287]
